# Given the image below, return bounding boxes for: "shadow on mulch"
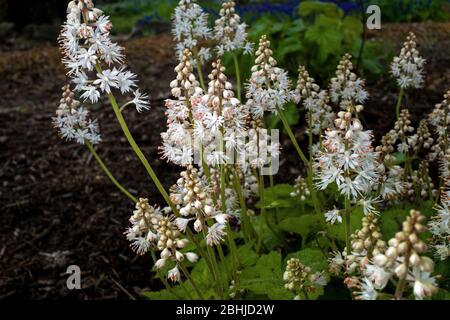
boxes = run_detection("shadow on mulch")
[0,22,450,300]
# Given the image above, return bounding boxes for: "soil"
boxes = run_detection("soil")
[1,22,450,300]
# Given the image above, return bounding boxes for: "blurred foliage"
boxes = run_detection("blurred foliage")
[371,0,450,22]
[223,1,391,91]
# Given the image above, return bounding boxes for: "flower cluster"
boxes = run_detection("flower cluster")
[213,1,252,56]
[290,176,310,202]
[161,49,202,165]
[245,35,294,118]
[429,184,450,261]
[125,198,197,281]
[193,60,247,165]
[125,198,163,255]
[295,66,333,135]
[428,89,450,174]
[170,165,229,246]
[155,216,198,282]
[283,258,326,300]
[53,85,101,145]
[390,32,426,89]
[59,0,150,111]
[172,0,212,62]
[329,54,368,113]
[369,210,438,300]
[314,111,379,200]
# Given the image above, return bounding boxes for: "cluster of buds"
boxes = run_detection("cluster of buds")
[245,35,294,118]
[170,49,203,99]
[172,0,212,62]
[294,66,333,135]
[405,161,437,200]
[429,183,450,261]
[390,32,425,89]
[125,199,198,282]
[125,198,163,255]
[213,1,252,56]
[160,49,203,165]
[329,53,368,113]
[290,176,310,202]
[351,213,386,258]
[394,109,415,153]
[376,130,398,164]
[409,119,433,153]
[53,85,101,145]
[372,210,438,300]
[283,258,325,299]
[314,111,380,200]
[155,216,198,282]
[196,60,247,166]
[170,165,229,246]
[59,0,150,111]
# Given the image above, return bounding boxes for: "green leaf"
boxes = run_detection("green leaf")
[278,214,323,243]
[380,202,434,241]
[259,184,296,208]
[304,15,343,64]
[239,251,286,297]
[299,1,344,19]
[286,248,328,273]
[236,242,259,268]
[328,206,364,242]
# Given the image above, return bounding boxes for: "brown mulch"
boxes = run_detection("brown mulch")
[0,22,450,300]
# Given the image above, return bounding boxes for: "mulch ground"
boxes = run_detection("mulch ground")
[0,22,450,300]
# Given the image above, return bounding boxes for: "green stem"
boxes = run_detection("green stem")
[232,52,242,101]
[345,197,352,256]
[106,90,178,214]
[94,63,177,214]
[277,106,320,214]
[119,101,133,113]
[232,169,255,242]
[193,48,206,92]
[396,87,404,119]
[217,244,230,281]
[277,106,309,166]
[178,262,205,300]
[85,141,136,203]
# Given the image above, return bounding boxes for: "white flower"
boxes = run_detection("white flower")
[364,264,391,290]
[359,197,380,216]
[411,268,438,300]
[206,223,227,246]
[324,209,342,225]
[132,89,151,112]
[355,278,378,300]
[80,86,101,103]
[94,68,119,93]
[168,266,181,282]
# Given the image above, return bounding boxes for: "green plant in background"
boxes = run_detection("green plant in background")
[371,0,450,22]
[98,0,178,34]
